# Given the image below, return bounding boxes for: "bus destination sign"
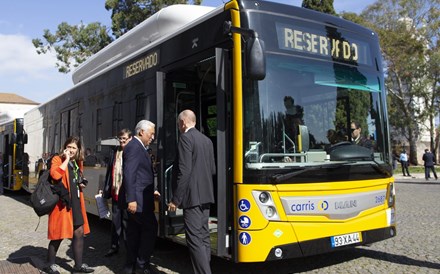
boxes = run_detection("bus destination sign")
[276,22,371,66]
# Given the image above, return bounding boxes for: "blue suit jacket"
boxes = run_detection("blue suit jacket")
[119,137,155,213]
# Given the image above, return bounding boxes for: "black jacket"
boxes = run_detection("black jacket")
[422,151,436,167]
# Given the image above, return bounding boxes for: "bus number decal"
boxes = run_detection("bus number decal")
[375,195,386,204]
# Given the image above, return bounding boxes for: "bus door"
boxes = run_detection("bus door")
[159,48,231,258]
[1,133,10,188]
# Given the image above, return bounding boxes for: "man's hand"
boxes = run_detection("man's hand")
[167,202,177,212]
[128,201,137,214]
[154,190,161,200]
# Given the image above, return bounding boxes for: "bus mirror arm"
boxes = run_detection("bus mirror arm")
[223,21,266,80]
[223,21,258,38]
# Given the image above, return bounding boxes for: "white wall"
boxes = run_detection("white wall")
[24,108,45,173]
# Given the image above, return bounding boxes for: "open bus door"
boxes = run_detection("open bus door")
[158,48,231,259]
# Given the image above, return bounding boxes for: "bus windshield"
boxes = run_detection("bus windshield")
[243,54,391,182]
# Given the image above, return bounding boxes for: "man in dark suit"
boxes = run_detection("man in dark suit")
[422,149,438,180]
[119,120,158,274]
[168,109,216,274]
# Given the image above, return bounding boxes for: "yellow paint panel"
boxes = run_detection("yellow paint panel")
[237,222,297,262]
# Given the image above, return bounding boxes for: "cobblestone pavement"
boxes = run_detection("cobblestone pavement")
[0,175,439,274]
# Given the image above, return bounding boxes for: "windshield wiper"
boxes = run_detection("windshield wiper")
[370,160,392,177]
[270,162,348,183]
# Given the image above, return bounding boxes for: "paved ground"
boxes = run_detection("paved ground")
[0,173,439,273]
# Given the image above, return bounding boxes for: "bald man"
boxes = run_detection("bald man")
[168,109,216,274]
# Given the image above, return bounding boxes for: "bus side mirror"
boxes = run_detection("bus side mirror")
[246,37,266,80]
[223,21,266,80]
[23,134,28,144]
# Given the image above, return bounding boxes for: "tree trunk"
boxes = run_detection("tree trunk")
[408,127,418,165]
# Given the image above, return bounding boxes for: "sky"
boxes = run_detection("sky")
[0,0,376,104]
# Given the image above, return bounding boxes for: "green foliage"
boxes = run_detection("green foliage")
[32,22,112,73]
[360,0,439,164]
[301,0,336,15]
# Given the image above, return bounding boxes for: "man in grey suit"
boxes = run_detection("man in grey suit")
[119,120,158,274]
[168,109,216,274]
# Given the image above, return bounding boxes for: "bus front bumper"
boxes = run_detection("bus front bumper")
[265,226,396,261]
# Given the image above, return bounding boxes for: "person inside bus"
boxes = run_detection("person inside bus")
[283,96,304,152]
[350,121,373,150]
[45,136,94,274]
[100,128,132,258]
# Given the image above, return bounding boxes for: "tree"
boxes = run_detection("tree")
[33,0,201,73]
[32,22,113,73]
[301,0,336,15]
[360,0,440,165]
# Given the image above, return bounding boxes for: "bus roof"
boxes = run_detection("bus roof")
[72,4,217,85]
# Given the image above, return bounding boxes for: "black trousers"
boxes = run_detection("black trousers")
[401,161,410,176]
[110,199,128,249]
[425,166,438,179]
[184,204,212,274]
[125,210,157,270]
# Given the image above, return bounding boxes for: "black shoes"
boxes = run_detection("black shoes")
[72,263,94,273]
[104,247,119,257]
[43,264,61,274]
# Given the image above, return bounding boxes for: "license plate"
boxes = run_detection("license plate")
[331,232,362,247]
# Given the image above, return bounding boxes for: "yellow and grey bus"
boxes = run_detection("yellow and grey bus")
[25,0,395,262]
[0,118,29,191]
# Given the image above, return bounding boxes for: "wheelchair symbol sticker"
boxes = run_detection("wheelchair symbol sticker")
[239,215,251,229]
[239,232,251,245]
[238,199,250,212]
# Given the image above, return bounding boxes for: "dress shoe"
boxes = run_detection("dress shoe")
[72,263,94,273]
[43,264,61,274]
[104,247,119,257]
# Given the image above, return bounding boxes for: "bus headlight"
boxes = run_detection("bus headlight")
[252,191,280,221]
[265,206,276,218]
[259,192,270,203]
